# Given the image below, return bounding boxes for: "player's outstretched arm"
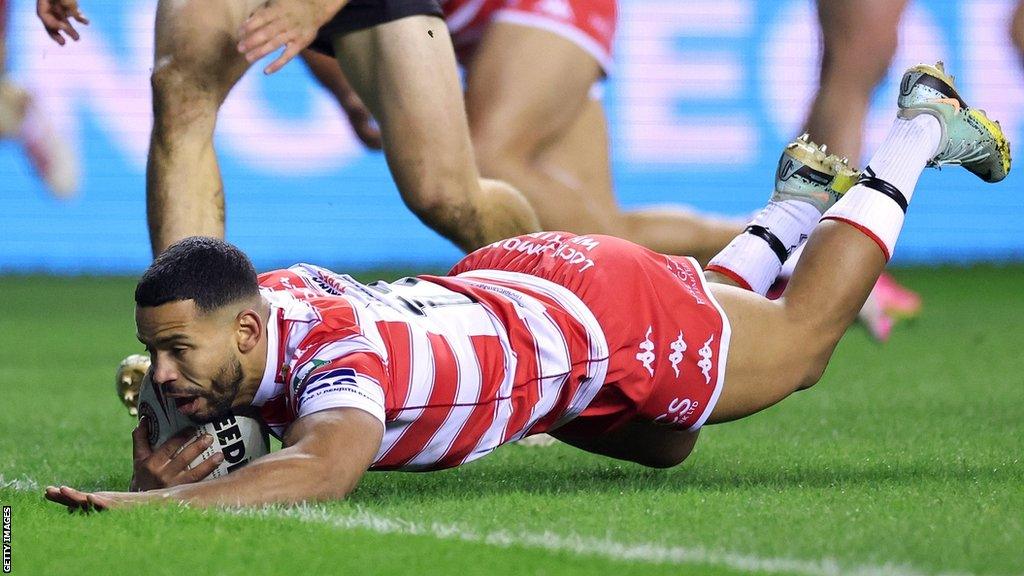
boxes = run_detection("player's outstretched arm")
[43,407,384,511]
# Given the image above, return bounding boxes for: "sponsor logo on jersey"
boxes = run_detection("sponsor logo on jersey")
[303,367,359,396]
[309,271,348,296]
[668,331,687,378]
[665,257,707,305]
[290,358,331,398]
[697,335,715,384]
[636,326,655,376]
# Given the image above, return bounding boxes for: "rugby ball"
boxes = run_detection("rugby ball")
[137,372,270,479]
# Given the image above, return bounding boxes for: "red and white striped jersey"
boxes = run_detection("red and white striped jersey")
[252,263,609,472]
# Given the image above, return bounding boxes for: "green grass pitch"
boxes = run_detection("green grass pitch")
[1,268,1022,575]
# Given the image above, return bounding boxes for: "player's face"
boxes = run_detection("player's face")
[136,300,245,424]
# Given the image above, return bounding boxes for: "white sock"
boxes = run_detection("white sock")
[707,199,821,294]
[821,115,941,260]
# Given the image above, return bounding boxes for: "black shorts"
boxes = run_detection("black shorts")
[310,0,445,56]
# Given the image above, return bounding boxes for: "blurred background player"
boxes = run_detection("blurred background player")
[303,0,744,265]
[37,0,540,257]
[310,0,922,341]
[1,0,77,197]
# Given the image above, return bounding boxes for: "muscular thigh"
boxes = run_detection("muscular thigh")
[535,97,618,218]
[464,22,602,159]
[703,283,818,424]
[153,0,257,93]
[330,16,478,196]
[816,0,908,43]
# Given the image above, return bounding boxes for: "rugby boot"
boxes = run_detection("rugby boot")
[774,133,860,214]
[898,61,1011,182]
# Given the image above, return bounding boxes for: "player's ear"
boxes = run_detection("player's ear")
[235,308,263,354]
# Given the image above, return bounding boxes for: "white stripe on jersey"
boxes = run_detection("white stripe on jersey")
[456,270,609,422]
[461,306,518,465]
[402,290,500,469]
[507,309,571,442]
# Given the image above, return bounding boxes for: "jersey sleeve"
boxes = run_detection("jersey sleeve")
[290,352,388,425]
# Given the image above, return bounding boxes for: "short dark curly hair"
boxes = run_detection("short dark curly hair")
[135,236,259,312]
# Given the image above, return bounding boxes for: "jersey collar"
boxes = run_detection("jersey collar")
[252,305,285,406]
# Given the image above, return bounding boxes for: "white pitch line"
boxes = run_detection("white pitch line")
[0,475,40,492]
[2,476,990,576]
[236,505,984,576]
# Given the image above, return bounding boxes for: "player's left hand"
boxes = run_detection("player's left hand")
[43,485,152,513]
[238,0,348,75]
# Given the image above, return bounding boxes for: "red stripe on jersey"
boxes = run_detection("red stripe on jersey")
[376,321,413,418]
[440,275,588,442]
[434,334,506,467]
[500,315,542,443]
[375,332,460,469]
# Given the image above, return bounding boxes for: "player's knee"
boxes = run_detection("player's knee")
[402,182,482,246]
[793,343,836,391]
[150,64,217,135]
[630,451,690,469]
[470,116,535,180]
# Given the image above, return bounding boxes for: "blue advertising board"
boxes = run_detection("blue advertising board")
[1,0,1022,273]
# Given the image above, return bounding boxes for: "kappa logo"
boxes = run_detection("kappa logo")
[787,233,809,256]
[636,326,655,377]
[697,335,714,384]
[668,331,687,378]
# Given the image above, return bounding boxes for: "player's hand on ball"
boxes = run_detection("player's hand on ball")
[238,0,345,75]
[129,416,223,492]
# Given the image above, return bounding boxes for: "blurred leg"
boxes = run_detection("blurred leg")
[467,23,742,263]
[804,0,909,165]
[147,0,258,254]
[537,98,743,263]
[1012,0,1024,65]
[332,17,539,252]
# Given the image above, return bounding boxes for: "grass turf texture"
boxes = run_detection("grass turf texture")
[1,269,1021,576]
